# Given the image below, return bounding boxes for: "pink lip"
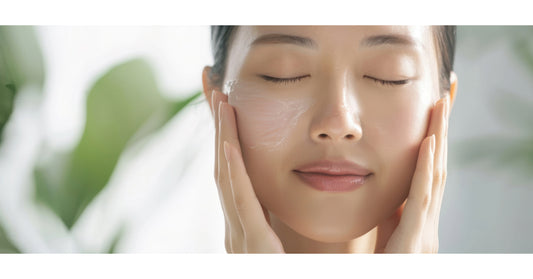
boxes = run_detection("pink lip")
[294,160,372,192]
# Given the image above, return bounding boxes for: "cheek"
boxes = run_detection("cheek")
[374,99,429,154]
[227,87,314,223]
[363,91,432,206]
[228,90,312,152]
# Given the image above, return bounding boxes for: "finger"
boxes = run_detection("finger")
[434,111,449,227]
[425,99,449,253]
[212,89,236,252]
[213,90,222,203]
[389,135,435,252]
[225,221,232,253]
[213,89,227,180]
[429,96,450,221]
[426,96,447,185]
[437,136,448,225]
[218,101,244,236]
[212,89,218,178]
[225,141,284,253]
[213,90,232,252]
[225,141,269,235]
[215,93,244,248]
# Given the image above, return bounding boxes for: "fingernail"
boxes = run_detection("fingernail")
[441,97,447,118]
[211,89,216,114]
[439,96,446,106]
[223,141,231,161]
[218,100,224,122]
[430,134,436,154]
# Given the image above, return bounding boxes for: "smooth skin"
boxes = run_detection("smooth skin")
[203,26,458,253]
[204,71,456,253]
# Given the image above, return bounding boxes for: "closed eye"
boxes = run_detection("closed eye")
[260,74,310,84]
[364,75,409,86]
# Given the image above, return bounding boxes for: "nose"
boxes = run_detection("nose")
[310,79,362,143]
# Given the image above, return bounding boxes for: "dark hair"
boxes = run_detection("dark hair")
[209,26,238,88]
[210,26,456,94]
[433,26,456,93]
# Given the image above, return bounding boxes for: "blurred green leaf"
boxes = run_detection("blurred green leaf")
[455,26,533,184]
[458,26,533,50]
[106,224,125,253]
[34,58,201,228]
[0,222,19,253]
[513,38,533,76]
[489,91,533,133]
[453,136,533,179]
[0,26,44,142]
[455,91,533,179]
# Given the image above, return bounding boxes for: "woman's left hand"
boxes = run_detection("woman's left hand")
[374,95,450,253]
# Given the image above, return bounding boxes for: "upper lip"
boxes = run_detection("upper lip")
[293,160,372,176]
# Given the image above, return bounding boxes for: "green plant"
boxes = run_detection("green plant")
[0,26,44,141]
[33,59,201,229]
[453,26,533,182]
[0,26,201,252]
[0,26,45,253]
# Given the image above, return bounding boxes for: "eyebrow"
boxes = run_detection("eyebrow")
[250,33,419,51]
[360,34,419,48]
[250,33,318,49]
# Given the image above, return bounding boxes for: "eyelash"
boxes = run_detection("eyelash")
[363,75,409,86]
[260,75,310,84]
[260,74,409,87]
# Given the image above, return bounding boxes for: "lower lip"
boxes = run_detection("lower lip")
[294,171,371,192]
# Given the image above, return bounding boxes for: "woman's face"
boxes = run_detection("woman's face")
[221,26,441,242]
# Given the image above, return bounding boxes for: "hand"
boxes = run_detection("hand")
[211,89,285,253]
[374,95,450,253]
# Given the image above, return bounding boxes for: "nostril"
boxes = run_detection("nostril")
[317,133,356,140]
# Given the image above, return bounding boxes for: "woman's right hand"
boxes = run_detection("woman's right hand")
[211,89,285,253]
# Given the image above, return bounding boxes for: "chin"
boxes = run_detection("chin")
[280,211,376,243]
[306,223,372,243]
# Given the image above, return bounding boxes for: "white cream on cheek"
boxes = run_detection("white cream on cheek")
[224,80,313,151]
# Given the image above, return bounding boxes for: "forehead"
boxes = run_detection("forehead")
[224,26,438,83]
[232,26,433,51]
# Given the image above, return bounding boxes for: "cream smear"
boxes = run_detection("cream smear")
[224,80,313,151]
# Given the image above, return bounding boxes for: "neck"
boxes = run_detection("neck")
[269,213,377,253]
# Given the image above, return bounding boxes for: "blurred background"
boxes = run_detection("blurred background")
[0,26,531,253]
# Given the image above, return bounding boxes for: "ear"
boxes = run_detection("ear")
[449,71,458,110]
[202,66,218,115]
